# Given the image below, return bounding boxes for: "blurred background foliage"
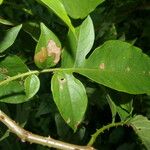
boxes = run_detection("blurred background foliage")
[0,0,150,149]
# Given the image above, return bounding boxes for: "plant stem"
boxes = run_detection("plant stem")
[0,68,74,86]
[87,121,125,146]
[0,110,95,150]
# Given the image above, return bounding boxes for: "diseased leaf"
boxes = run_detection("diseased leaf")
[61,0,105,19]
[62,16,94,67]
[0,56,32,104]
[24,74,40,99]
[0,55,29,76]
[34,23,61,69]
[128,115,150,149]
[0,24,22,53]
[38,0,75,33]
[77,40,150,94]
[51,72,87,131]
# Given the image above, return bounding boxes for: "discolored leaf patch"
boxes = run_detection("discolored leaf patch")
[47,40,61,64]
[34,40,61,67]
[34,23,61,69]
[34,47,47,63]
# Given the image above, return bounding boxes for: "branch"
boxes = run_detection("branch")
[87,121,126,146]
[0,110,95,150]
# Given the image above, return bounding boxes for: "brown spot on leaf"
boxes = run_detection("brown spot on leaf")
[0,68,8,74]
[34,47,47,63]
[99,63,105,70]
[46,40,61,64]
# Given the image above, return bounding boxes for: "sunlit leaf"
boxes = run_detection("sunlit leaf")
[0,0,3,5]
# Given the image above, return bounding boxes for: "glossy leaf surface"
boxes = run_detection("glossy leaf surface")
[51,72,87,130]
[77,40,150,94]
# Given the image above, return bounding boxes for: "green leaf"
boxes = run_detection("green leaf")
[0,0,3,5]
[77,40,150,94]
[51,72,87,130]
[0,130,9,141]
[61,0,105,19]
[62,16,94,67]
[0,55,29,76]
[128,115,150,149]
[117,100,133,121]
[0,18,14,26]
[0,56,32,104]
[38,0,75,33]
[0,95,27,104]
[24,74,40,99]
[0,24,22,53]
[106,94,117,123]
[34,23,61,69]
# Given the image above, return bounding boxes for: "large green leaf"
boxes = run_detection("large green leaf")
[128,115,150,149]
[34,23,61,69]
[61,0,105,19]
[51,72,87,130]
[0,24,22,53]
[38,0,75,33]
[76,40,150,94]
[24,74,40,99]
[62,16,94,67]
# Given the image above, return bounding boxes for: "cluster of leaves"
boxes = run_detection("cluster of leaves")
[0,0,150,149]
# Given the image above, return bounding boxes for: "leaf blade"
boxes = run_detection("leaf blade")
[39,0,75,33]
[128,115,150,149]
[76,40,150,94]
[0,24,22,53]
[61,0,105,19]
[62,16,94,67]
[51,72,87,130]
[24,74,40,99]
[34,23,61,69]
